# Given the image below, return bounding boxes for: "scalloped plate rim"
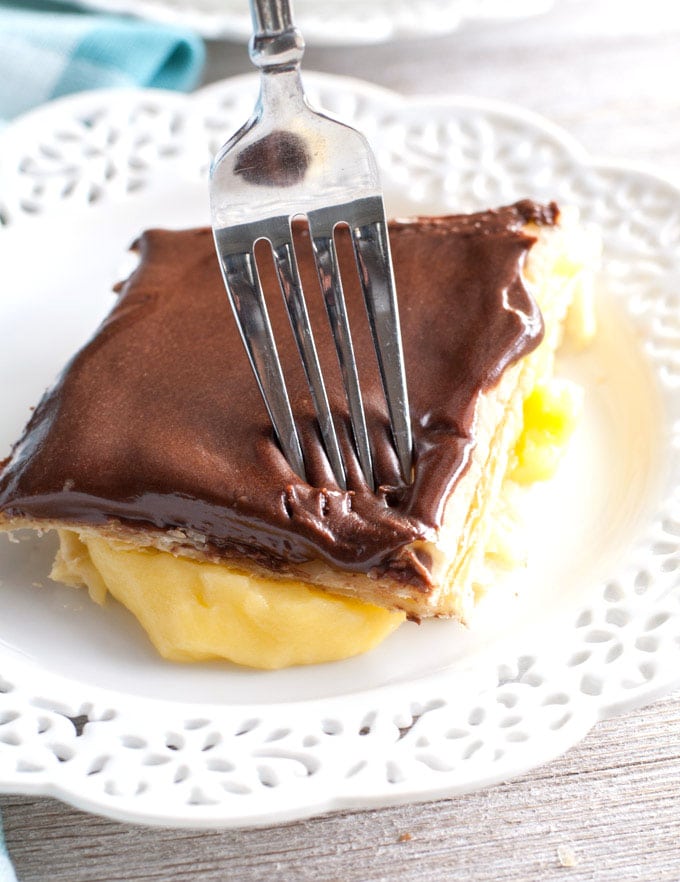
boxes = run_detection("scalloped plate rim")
[0,73,679,827]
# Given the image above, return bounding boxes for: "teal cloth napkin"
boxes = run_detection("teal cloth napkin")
[0,810,17,882]
[0,0,206,123]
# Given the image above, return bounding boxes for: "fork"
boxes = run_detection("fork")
[210,0,412,491]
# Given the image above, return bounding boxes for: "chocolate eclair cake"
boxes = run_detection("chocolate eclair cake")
[0,201,596,667]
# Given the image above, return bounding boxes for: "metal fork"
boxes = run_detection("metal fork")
[210,0,412,491]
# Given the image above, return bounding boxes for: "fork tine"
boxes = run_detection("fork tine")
[349,197,413,482]
[214,234,306,481]
[307,208,375,491]
[267,217,347,490]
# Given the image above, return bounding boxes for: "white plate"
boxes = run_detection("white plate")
[1,73,680,828]
[62,0,555,43]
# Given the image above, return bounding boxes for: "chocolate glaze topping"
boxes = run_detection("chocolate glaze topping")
[0,200,557,588]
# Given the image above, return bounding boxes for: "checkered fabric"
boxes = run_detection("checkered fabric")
[0,0,206,123]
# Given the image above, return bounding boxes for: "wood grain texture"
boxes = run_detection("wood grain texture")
[3,693,680,881]
[4,0,680,878]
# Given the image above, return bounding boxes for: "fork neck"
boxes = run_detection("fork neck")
[255,65,307,119]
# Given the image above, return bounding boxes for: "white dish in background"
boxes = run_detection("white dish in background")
[60,0,555,43]
[1,73,680,827]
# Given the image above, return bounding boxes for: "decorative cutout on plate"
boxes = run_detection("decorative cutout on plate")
[0,97,188,223]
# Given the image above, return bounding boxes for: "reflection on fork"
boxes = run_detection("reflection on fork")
[210,0,412,491]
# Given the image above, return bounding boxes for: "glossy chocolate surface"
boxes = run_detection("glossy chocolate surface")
[0,201,556,585]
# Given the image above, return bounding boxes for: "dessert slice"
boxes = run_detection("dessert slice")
[0,201,596,667]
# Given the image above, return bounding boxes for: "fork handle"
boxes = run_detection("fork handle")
[250,0,293,34]
[249,0,304,69]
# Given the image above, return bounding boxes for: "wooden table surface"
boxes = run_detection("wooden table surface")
[3,0,680,878]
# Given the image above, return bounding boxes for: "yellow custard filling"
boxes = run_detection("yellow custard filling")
[50,377,581,669]
[53,531,405,668]
[511,378,583,485]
